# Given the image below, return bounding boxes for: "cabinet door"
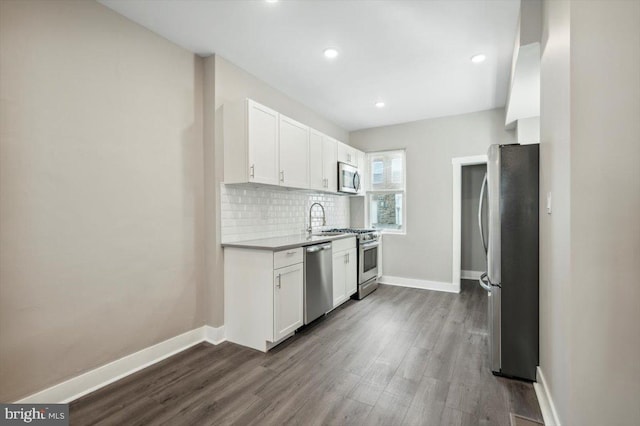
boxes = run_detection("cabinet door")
[279,115,309,189]
[309,129,325,191]
[337,142,356,166]
[323,136,338,192]
[247,100,279,185]
[345,248,358,296]
[332,251,347,307]
[274,263,304,342]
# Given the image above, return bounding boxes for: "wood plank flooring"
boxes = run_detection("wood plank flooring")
[70,280,543,425]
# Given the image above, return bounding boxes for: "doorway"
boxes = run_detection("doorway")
[451,155,487,292]
[461,164,488,281]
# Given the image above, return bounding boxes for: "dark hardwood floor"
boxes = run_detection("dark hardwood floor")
[70,280,543,425]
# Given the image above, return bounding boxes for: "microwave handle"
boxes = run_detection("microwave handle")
[353,171,361,192]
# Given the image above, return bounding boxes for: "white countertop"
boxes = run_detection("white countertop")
[221,233,354,251]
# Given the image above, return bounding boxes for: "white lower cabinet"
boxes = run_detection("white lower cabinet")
[331,238,358,308]
[345,248,357,296]
[273,263,304,342]
[332,251,347,306]
[224,247,304,352]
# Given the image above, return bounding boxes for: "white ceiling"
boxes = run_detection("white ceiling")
[99,0,520,131]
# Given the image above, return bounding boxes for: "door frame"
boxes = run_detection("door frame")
[451,155,488,292]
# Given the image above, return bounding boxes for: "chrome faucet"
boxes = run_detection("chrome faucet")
[307,202,326,236]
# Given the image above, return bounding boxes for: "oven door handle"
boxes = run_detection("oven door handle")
[360,242,379,250]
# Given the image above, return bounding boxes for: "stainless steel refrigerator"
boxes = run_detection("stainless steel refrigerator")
[478,143,539,381]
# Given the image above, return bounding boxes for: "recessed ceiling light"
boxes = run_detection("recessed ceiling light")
[323,48,339,59]
[265,0,278,3]
[375,101,385,108]
[471,54,486,63]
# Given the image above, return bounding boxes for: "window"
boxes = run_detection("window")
[372,160,384,185]
[366,150,406,232]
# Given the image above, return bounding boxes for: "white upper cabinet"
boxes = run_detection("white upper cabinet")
[309,129,339,192]
[224,98,346,192]
[337,142,365,196]
[309,129,325,191]
[323,136,338,192]
[249,101,280,185]
[279,115,309,189]
[224,99,280,185]
[337,141,357,167]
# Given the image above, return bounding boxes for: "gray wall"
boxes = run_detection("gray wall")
[204,55,349,326]
[349,109,515,285]
[461,164,487,273]
[540,0,640,424]
[0,0,205,402]
[539,0,571,422]
[569,1,639,424]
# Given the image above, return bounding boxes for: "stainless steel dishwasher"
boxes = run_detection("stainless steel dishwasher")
[304,243,333,324]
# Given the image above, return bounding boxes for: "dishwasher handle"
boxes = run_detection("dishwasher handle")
[306,243,331,253]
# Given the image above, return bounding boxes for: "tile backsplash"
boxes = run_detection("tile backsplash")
[220,184,351,243]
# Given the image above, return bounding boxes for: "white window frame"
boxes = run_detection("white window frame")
[365,149,406,235]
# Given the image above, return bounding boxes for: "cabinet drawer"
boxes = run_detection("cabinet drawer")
[274,247,303,269]
[332,237,356,253]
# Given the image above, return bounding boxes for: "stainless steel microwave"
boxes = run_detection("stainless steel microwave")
[338,162,361,194]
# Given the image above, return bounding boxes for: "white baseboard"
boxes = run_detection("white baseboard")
[16,325,225,404]
[533,366,562,426]
[203,325,226,345]
[461,270,483,280]
[379,275,460,293]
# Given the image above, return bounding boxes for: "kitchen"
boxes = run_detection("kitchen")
[1,1,639,426]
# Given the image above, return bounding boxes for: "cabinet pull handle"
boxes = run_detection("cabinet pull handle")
[286,251,296,255]
[276,274,281,289]
[250,164,255,178]
[280,170,284,182]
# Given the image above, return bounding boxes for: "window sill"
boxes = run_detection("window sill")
[377,229,406,236]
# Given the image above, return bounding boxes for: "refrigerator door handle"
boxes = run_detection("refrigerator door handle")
[478,272,492,292]
[478,172,488,255]
[487,144,502,285]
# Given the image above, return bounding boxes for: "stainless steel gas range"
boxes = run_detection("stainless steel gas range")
[324,228,380,299]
